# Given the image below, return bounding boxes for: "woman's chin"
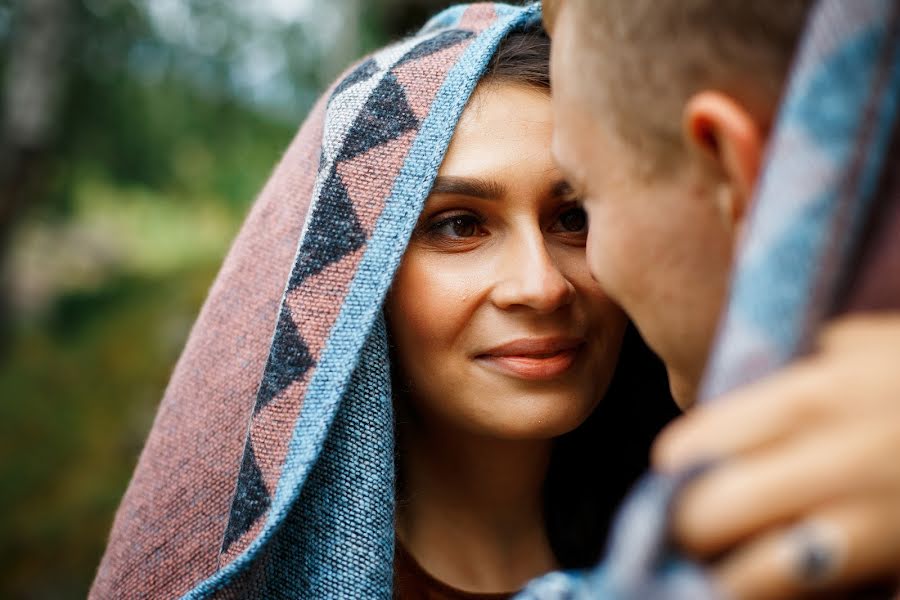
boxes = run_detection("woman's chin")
[461,368,600,438]
[462,395,597,440]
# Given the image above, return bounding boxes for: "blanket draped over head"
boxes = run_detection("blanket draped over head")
[90,4,543,598]
[520,0,900,598]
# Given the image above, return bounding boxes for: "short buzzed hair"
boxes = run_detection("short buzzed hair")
[549,0,814,174]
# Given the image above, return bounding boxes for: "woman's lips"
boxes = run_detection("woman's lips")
[474,338,584,380]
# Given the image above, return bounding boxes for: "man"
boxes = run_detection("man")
[544,1,900,598]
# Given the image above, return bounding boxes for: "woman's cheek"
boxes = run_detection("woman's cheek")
[565,259,628,350]
[392,255,480,355]
[554,245,618,306]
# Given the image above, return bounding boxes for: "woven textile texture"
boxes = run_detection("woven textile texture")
[518,0,900,597]
[90,4,543,598]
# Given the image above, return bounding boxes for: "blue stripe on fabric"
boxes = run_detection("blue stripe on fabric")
[729,192,834,352]
[783,24,886,159]
[419,5,468,34]
[180,4,541,598]
[729,15,900,351]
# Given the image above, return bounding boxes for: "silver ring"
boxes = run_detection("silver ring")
[784,521,844,586]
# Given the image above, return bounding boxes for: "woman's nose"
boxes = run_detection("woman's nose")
[490,230,576,313]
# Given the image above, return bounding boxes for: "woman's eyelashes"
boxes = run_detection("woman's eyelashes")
[416,203,588,248]
[428,212,487,239]
[548,205,589,247]
[552,205,588,234]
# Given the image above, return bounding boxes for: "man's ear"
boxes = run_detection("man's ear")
[683,91,763,233]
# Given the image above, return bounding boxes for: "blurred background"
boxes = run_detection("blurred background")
[0,0,460,597]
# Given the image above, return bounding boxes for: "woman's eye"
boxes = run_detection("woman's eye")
[430,214,484,238]
[557,206,587,232]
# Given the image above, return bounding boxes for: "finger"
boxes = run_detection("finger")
[713,498,900,600]
[818,313,900,351]
[671,416,900,556]
[654,345,900,473]
[653,360,828,471]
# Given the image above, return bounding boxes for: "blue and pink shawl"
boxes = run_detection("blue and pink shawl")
[91,4,547,599]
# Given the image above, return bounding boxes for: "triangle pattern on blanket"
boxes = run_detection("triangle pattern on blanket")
[394,29,473,67]
[251,376,312,497]
[393,42,471,122]
[337,71,419,162]
[215,2,501,574]
[288,168,367,290]
[222,440,271,553]
[459,4,497,33]
[336,130,417,237]
[331,57,380,100]
[255,305,315,413]
[286,247,365,363]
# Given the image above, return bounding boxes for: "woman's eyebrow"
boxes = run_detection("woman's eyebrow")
[550,179,576,199]
[429,176,506,199]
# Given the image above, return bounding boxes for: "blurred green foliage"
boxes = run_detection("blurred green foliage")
[0,265,214,598]
[0,0,456,597]
[0,2,294,595]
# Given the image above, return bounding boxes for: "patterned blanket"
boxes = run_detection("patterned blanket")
[90,4,543,598]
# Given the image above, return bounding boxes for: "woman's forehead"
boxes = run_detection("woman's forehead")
[458,81,553,132]
[440,82,555,177]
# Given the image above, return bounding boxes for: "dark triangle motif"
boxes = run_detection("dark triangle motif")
[394,29,473,67]
[222,440,271,553]
[255,305,315,413]
[337,71,419,162]
[288,168,367,290]
[330,57,379,101]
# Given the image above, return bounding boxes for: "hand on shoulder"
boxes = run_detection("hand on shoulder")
[653,314,900,599]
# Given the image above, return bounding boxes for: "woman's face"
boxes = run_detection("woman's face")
[386,82,627,440]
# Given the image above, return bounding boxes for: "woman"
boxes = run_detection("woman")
[90,5,676,599]
[389,29,675,597]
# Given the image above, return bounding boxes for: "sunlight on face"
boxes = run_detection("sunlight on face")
[386,82,627,439]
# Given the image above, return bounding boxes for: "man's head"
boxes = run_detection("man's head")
[545,0,813,407]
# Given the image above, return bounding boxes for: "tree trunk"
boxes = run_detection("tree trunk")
[0,0,68,349]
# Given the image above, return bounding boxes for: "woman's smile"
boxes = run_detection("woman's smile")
[386,81,626,440]
[474,336,585,380]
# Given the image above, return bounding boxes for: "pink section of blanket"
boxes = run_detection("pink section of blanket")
[89,93,327,600]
